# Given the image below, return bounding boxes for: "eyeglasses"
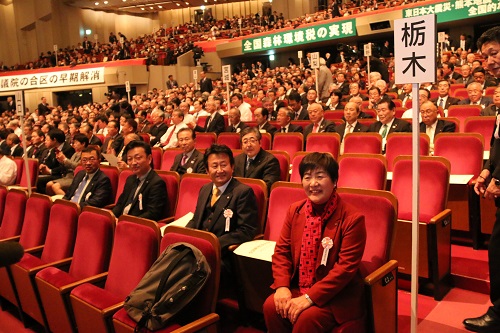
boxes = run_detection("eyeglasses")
[242,138,258,145]
[82,157,97,163]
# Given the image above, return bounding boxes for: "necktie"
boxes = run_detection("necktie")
[246,158,253,171]
[181,154,188,166]
[206,116,212,130]
[381,124,389,138]
[107,138,114,153]
[347,124,353,134]
[71,175,89,204]
[313,123,319,133]
[211,187,221,206]
[295,112,300,120]
[165,125,176,145]
[438,98,444,108]
[281,127,286,133]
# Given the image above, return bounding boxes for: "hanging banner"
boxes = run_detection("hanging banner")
[403,0,500,23]
[0,67,105,92]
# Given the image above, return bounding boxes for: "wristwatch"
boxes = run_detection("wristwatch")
[495,179,500,186]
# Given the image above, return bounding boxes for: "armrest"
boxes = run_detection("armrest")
[171,313,219,333]
[0,236,20,243]
[429,209,452,226]
[253,234,264,240]
[228,244,241,252]
[24,245,45,256]
[59,272,109,294]
[102,301,125,318]
[365,260,398,286]
[27,257,73,276]
[104,204,116,210]
[158,217,175,225]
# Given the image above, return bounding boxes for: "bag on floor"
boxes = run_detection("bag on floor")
[124,242,211,332]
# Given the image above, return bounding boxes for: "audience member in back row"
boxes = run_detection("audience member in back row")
[112,140,167,221]
[419,100,456,155]
[170,128,206,176]
[62,146,113,208]
[481,86,500,116]
[233,127,281,191]
[0,145,17,186]
[186,144,258,281]
[263,152,366,332]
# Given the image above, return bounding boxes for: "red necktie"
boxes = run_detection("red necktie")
[313,123,319,133]
[165,125,176,145]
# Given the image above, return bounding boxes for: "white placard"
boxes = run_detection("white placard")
[364,43,372,57]
[438,32,446,43]
[298,51,303,59]
[0,67,105,92]
[125,80,131,93]
[222,65,231,83]
[310,52,320,69]
[193,69,198,81]
[14,91,24,116]
[53,44,58,52]
[394,14,436,84]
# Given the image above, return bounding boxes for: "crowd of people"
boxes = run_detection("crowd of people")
[0,0,428,71]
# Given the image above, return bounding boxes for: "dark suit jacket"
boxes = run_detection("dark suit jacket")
[271,197,366,323]
[166,80,178,89]
[303,119,337,140]
[41,143,75,176]
[481,105,499,116]
[259,122,277,137]
[186,178,258,252]
[112,170,167,221]
[101,134,124,154]
[335,122,369,141]
[278,123,303,133]
[458,97,493,108]
[63,169,113,208]
[89,135,102,146]
[200,77,213,93]
[233,149,280,190]
[368,118,412,134]
[293,107,309,121]
[419,119,456,138]
[337,82,350,96]
[149,123,168,146]
[38,102,50,116]
[194,112,225,135]
[26,143,47,162]
[225,122,248,133]
[10,145,23,157]
[456,76,474,87]
[430,96,460,110]
[170,149,206,176]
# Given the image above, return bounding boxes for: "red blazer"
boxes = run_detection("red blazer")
[271,197,366,324]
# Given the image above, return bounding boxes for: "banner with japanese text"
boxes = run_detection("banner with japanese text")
[403,0,500,22]
[0,67,105,92]
[242,19,357,53]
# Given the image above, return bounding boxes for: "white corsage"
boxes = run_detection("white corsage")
[320,237,333,266]
[138,193,143,210]
[223,209,233,232]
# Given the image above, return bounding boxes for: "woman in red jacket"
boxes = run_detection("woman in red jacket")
[263,152,367,332]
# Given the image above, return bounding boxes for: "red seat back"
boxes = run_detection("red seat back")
[272,133,304,159]
[434,133,484,176]
[100,165,119,204]
[260,132,271,150]
[156,171,180,219]
[175,174,212,219]
[195,133,217,149]
[69,208,115,280]
[115,169,134,204]
[161,148,183,171]
[18,193,51,249]
[267,150,290,181]
[0,186,8,226]
[306,133,340,159]
[338,154,387,190]
[464,116,495,151]
[448,105,482,131]
[0,189,28,239]
[386,133,430,171]
[343,133,382,154]
[151,147,163,170]
[289,152,309,183]
[217,133,241,149]
[12,158,23,184]
[237,178,268,235]
[19,159,39,188]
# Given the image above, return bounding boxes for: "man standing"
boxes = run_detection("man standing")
[276,107,303,133]
[233,127,280,191]
[419,101,456,154]
[170,128,206,176]
[63,146,112,208]
[303,103,336,140]
[199,71,213,93]
[166,74,178,90]
[464,26,500,333]
[186,144,258,279]
[38,97,51,116]
[317,58,333,102]
[112,141,167,221]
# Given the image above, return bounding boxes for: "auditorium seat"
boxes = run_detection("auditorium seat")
[8,200,80,326]
[390,156,451,300]
[464,116,495,151]
[217,132,241,149]
[160,148,183,171]
[235,177,268,236]
[343,132,382,154]
[113,169,133,205]
[195,132,217,149]
[151,146,163,170]
[34,207,115,333]
[305,133,341,159]
[289,152,310,183]
[448,105,482,131]
[385,133,430,171]
[99,165,120,204]
[260,132,272,150]
[272,132,304,159]
[69,216,160,333]
[0,189,28,240]
[156,170,180,219]
[338,154,387,190]
[112,225,220,333]
[267,150,290,181]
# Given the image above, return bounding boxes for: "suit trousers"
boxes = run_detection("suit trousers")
[263,290,337,333]
[488,208,500,318]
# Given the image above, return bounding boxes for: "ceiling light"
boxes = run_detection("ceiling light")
[94,1,99,5]
[141,7,145,10]
[158,5,162,8]
[103,0,108,4]
[185,2,189,4]
[176,3,180,5]
[150,6,154,9]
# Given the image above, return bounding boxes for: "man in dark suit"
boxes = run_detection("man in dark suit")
[80,124,102,146]
[464,26,500,333]
[199,71,213,93]
[419,101,456,154]
[6,97,16,113]
[25,130,47,162]
[166,75,178,90]
[430,80,460,113]
[303,103,336,140]
[442,62,461,83]
[335,102,369,142]
[112,140,167,221]
[456,64,474,86]
[186,144,258,279]
[193,100,225,135]
[63,146,113,208]
[481,87,500,116]
[458,82,493,108]
[368,99,411,152]
[225,108,248,133]
[276,107,303,133]
[233,127,281,191]
[472,67,498,89]
[288,92,309,120]
[342,82,369,102]
[38,129,75,193]
[37,97,51,116]
[101,120,124,155]
[149,110,168,147]
[254,107,277,138]
[6,134,23,157]
[170,128,206,176]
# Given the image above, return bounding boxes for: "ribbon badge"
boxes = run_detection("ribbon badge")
[138,193,143,211]
[320,237,333,266]
[223,209,233,232]
[186,167,193,174]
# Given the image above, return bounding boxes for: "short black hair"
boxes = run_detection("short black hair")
[82,146,101,160]
[48,129,66,144]
[288,92,301,103]
[123,140,152,158]
[477,26,500,49]
[240,126,261,141]
[73,133,89,146]
[125,118,138,132]
[299,152,339,183]
[203,144,234,168]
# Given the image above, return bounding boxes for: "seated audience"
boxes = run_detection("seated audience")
[225,107,248,133]
[419,100,456,154]
[276,107,303,133]
[170,128,206,176]
[368,99,411,152]
[0,145,17,186]
[303,103,336,140]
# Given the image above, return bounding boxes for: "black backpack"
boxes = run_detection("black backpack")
[124,242,211,332]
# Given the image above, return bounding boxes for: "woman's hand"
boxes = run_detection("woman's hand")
[274,287,292,319]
